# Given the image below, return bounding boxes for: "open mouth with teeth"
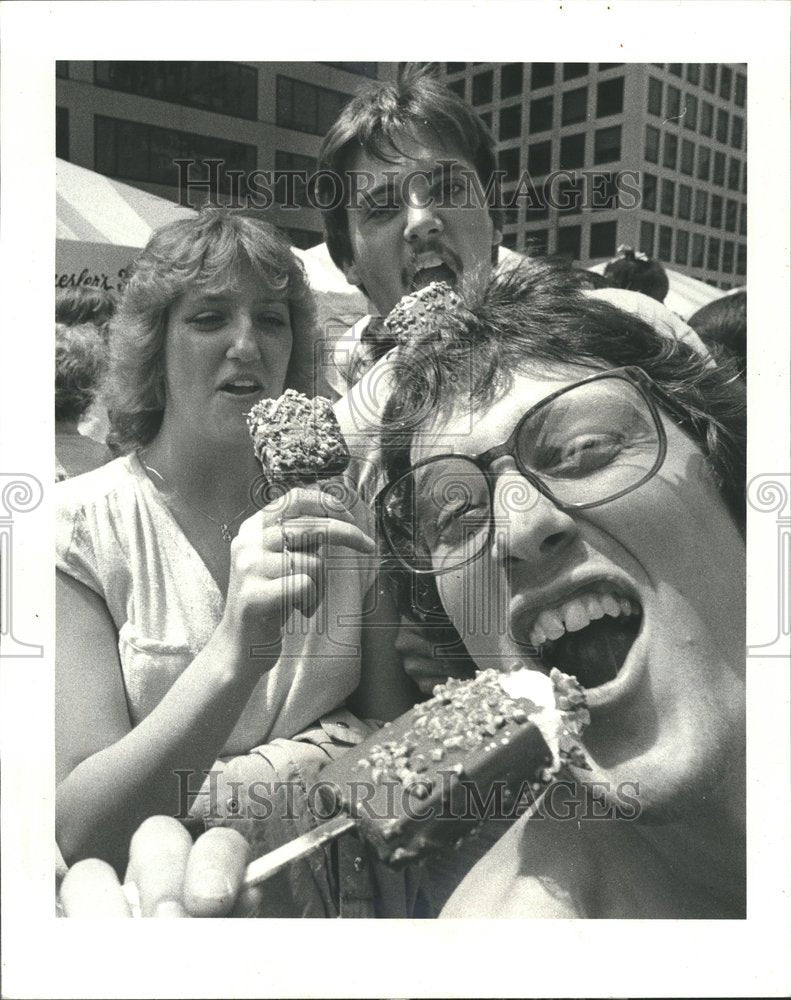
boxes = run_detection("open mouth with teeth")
[220,380,263,397]
[520,590,643,690]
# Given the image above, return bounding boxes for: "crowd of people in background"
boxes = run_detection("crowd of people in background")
[56,66,747,921]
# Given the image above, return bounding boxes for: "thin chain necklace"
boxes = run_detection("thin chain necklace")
[141,455,253,543]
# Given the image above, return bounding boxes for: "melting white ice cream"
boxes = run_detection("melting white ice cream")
[498,668,565,773]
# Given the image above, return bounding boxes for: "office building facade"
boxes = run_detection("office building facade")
[56,61,396,249]
[57,61,746,286]
[440,62,747,288]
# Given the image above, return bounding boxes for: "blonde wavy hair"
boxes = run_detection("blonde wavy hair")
[104,209,317,452]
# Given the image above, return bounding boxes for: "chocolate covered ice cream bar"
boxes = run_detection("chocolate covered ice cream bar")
[382,281,462,346]
[317,666,588,866]
[246,389,350,489]
[241,667,589,886]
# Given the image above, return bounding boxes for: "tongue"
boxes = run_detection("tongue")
[540,616,640,689]
[411,264,456,291]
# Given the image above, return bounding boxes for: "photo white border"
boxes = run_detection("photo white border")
[1,2,789,997]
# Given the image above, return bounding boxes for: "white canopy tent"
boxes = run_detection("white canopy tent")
[56,158,198,292]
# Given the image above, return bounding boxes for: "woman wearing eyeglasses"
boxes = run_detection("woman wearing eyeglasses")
[377,261,746,918]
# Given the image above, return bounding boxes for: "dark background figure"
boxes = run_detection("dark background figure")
[55,323,112,480]
[688,290,746,378]
[56,286,118,445]
[603,244,669,303]
[56,286,117,341]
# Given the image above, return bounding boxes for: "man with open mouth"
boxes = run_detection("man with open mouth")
[59,70,744,921]
[316,66,504,395]
[304,68,508,718]
[59,258,746,921]
[311,71,732,916]
[313,68,711,714]
[377,262,746,918]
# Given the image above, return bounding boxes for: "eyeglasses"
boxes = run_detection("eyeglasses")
[377,366,669,576]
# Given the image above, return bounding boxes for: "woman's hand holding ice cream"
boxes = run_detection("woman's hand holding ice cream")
[221,486,376,650]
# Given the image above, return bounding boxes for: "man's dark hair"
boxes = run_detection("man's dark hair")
[317,65,503,273]
[688,291,746,377]
[603,247,670,303]
[379,260,745,637]
[382,260,746,532]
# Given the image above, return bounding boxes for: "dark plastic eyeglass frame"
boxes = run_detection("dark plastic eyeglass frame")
[377,365,671,577]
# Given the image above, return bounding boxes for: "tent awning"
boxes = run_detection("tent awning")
[54,160,369,339]
[56,158,196,246]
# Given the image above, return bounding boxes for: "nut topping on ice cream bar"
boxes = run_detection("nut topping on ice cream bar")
[356,667,587,792]
[383,281,462,346]
[246,389,350,489]
[316,666,590,866]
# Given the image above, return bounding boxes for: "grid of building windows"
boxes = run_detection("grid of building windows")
[640,63,747,283]
[275,76,352,137]
[441,61,746,286]
[57,61,746,281]
[56,62,396,250]
[94,114,258,195]
[94,61,258,120]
